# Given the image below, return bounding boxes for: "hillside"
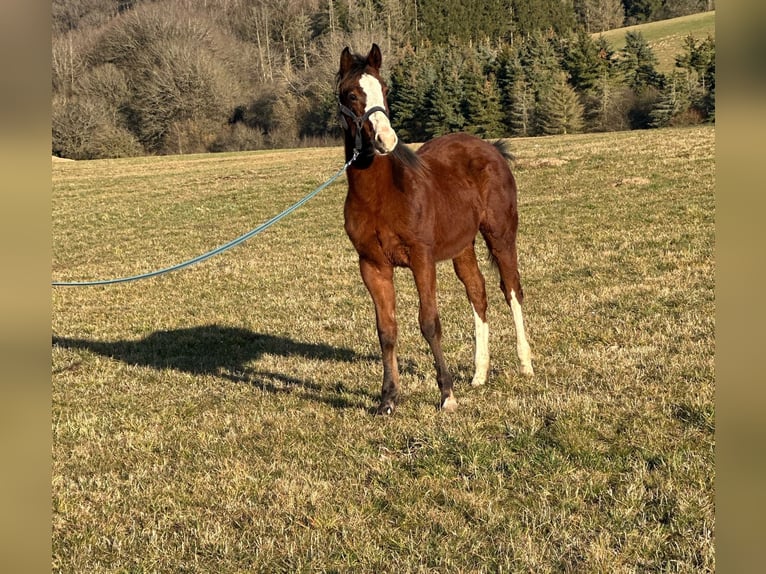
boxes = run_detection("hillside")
[595,10,715,72]
[52,2,715,159]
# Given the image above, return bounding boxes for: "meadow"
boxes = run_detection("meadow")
[594,10,715,73]
[52,125,715,572]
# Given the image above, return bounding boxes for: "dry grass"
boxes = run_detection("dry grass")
[53,126,714,572]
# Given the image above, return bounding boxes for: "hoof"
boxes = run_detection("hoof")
[440,395,458,413]
[470,374,487,386]
[520,363,534,377]
[376,403,395,416]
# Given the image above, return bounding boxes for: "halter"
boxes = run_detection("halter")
[338,102,389,156]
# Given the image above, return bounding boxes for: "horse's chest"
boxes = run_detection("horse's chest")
[374,225,411,266]
[344,203,412,267]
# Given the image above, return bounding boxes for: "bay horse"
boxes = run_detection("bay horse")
[337,44,533,415]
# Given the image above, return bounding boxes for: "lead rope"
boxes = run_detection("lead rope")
[52,151,358,287]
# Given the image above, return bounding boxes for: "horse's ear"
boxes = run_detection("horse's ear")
[339,47,354,76]
[367,43,382,70]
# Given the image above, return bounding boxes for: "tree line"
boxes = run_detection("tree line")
[387,29,714,141]
[51,0,715,159]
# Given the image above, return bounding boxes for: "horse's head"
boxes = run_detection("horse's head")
[337,44,398,158]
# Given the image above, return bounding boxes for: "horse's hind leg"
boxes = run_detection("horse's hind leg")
[482,232,534,376]
[453,245,490,386]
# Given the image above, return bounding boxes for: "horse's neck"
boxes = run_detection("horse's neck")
[347,156,395,198]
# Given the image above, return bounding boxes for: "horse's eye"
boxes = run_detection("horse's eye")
[348,93,358,102]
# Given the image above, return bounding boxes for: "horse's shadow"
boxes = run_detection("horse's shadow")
[52,324,379,410]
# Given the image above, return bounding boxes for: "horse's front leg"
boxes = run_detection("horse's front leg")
[359,258,400,415]
[411,254,458,412]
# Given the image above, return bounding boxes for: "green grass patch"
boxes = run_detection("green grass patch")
[595,10,715,73]
[53,126,714,572]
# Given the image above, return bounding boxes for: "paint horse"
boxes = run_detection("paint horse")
[338,44,533,415]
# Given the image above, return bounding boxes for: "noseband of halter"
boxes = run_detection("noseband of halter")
[338,102,389,155]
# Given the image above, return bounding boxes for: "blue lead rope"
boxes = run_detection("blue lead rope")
[52,151,357,287]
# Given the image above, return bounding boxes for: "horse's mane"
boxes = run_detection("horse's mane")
[391,141,426,174]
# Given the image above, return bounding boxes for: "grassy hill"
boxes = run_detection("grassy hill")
[595,10,715,73]
[53,126,714,572]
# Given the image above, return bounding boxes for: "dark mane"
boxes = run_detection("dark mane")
[391,141,426,175]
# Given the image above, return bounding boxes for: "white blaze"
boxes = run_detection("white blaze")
[359,73,398,153]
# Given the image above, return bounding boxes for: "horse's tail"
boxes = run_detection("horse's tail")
[482,139,521,301]
[492,139,515,163]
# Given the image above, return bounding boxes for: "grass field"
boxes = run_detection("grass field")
[595,10,715,73]
[52,125,715,572]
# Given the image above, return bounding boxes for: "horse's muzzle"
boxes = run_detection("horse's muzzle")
[369,114,398,155]
[373,127,398,155]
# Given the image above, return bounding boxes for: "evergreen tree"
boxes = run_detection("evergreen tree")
[424,57,466,137]
[389,48,432,142]
[537,72,585,135]
[585,73,617,131]
[518,32,562,135]
[619,31,664,90]
[582,36,629,132]
[594,35,617,79]
[674,33,715,120]
[460,49,485,135]
[470,75,506,138]
[508,72,534,136]
[520,32,561,102]
[697,35,716,97]
[700,36,716,121]
[558,30,602,92]
[460,48,505,138]
[649,72,688,127]
[495,43,522,132]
